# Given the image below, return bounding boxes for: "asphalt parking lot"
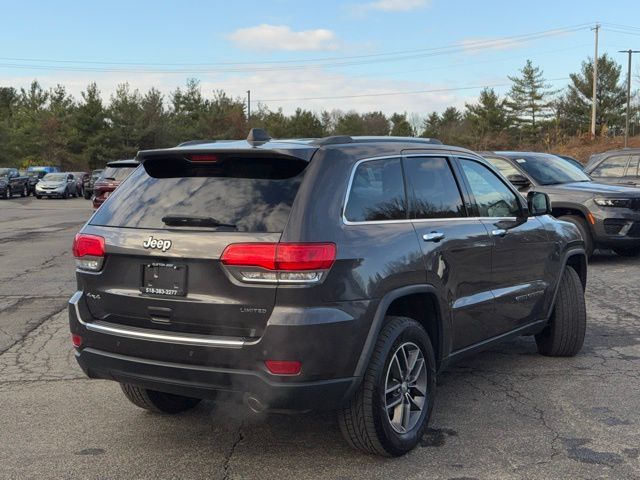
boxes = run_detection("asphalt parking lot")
[0,196,639,479]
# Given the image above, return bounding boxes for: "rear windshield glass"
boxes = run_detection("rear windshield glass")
[43,174,66,181]
[99,166,136,182]
[90,156,307,233]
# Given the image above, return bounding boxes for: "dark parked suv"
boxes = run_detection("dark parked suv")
[69,131,587,456]
[585,148,640,188]
[483,152,640,257]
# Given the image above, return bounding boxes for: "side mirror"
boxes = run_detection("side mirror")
[527,191,552,216]
[507,173,531,189]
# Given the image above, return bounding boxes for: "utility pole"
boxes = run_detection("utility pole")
[246,90,251,120]
[618,49,640,148]
[590,23,600,138]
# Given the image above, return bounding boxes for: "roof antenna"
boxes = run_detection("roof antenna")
[247,128,271,147]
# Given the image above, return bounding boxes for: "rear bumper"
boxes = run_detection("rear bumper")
[75,347,355,411]
[68,291,371,411]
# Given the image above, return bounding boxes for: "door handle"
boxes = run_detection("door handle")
[491,229,508,237]
[423,232,445,242]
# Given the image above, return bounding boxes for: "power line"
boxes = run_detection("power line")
[254,77,570,103]
[0,24,593,74]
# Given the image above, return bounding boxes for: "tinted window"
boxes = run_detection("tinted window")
[460,159,521,217]
[485,157,522,178]
[99,166,136,182]
[91,157,307,233]
[404,156,465,218]
[43,174,66,182]
[345,158,406,222]
[501,153,591,185]
[626,155,639,177]
[592,155,630,178]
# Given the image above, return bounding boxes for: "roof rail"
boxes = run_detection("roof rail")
[176,139,217,147]
[311,136,353,146]
[311,136,443,146]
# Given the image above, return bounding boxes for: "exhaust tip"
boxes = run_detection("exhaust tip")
[245,395,266,414]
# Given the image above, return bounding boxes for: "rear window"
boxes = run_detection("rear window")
[99,166,136,182]
[90,156,307,233]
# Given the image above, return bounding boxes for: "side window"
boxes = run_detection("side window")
[459,159,521,218]
[485,157,521,178]
[403,156,466,219]
[592,156,629,178]
[626,155,639,177]
[344,158,407,222]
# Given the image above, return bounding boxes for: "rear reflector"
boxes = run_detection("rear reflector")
[221,243,336,271]
[71,334,83,348]
[265,360,302,375]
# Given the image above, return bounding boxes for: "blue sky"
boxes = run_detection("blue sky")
[0,0,638,117]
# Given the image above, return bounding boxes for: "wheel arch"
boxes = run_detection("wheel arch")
[352,285,447,381]
[545,247,587,320]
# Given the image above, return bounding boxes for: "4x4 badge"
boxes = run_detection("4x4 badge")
[143,236,172,252]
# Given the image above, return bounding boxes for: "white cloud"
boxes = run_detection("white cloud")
[227,24,338,51]
[356,0,430,12]
[458,37,526,55]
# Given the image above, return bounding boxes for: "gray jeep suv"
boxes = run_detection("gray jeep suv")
[69,130,587,456]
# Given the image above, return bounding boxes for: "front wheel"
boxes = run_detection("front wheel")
[558,215,594,257]
[535,267,586,357]
[83,189,91,200]
[338,316,436,456]
[21,185,27,197]
[120,383,201,414]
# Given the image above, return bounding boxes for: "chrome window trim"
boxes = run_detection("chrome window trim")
[342,153,480,226]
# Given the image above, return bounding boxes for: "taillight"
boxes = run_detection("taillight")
[221,242,336,284]
[72,234,105,271]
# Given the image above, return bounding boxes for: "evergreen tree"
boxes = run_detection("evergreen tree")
[558,54,627,135]
[465,88,510,148]
[389,113,414,136]
[507,60,556,140]
[421,112,441,139]
[361,111,390,135]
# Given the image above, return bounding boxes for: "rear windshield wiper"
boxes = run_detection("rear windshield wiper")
[102,177,116,181]
[162,215,237,229]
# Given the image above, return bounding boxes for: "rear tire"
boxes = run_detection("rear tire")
[6,186,12,198]
[338,316,436,456]
[83,189,91,200]
[613,247,640,257]
[558,215,594,257]
[535,267,586,357]
[120,383,201,414]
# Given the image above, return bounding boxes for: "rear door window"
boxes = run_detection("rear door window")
[403,156,466,218]
[90,156,307,233]
[592,155,630,178]
[344,157,407,222]
[100,166,136,182]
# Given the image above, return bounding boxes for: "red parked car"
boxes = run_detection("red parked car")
[92,159,139,209]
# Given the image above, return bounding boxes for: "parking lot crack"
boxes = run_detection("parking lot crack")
[222,421,244,480]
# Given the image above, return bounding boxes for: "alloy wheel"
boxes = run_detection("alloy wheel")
[384,342,428,434]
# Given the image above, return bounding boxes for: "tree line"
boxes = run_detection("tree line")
[0,54,636,170]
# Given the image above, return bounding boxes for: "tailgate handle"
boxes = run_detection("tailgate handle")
[148,306,172,324]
